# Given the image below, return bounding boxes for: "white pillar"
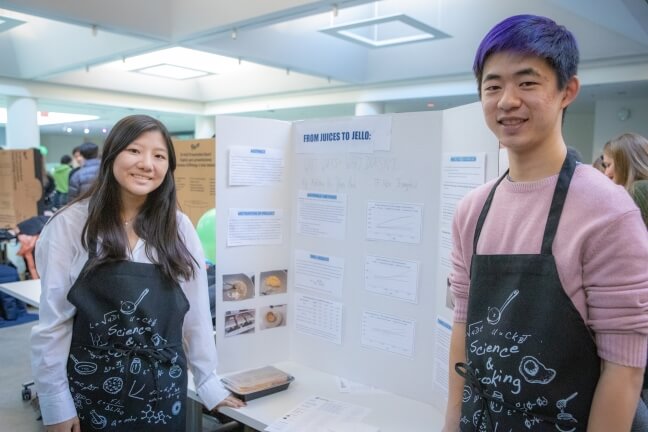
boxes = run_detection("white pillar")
[6,97,40,149]
[194,115,215,139]
[354,102,385,116]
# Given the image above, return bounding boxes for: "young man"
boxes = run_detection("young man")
[443,15,648,432]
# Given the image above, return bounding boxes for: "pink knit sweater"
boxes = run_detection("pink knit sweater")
[451,164,648,368]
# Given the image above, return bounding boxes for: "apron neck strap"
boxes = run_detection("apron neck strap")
[473,171,508,255]
[88,239,98,259]
[540,151,577,254]
[473,150,578,256]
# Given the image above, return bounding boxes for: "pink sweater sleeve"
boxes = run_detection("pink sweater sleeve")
[582,209,648,366]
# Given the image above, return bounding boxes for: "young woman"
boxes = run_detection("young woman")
[31,115,244,432]
[603,132,648,226]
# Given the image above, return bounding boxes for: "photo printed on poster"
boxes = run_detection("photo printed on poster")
[260,304,287,331]
[224,309,256,338]
[222,273,255,302]
[260,269,288,296]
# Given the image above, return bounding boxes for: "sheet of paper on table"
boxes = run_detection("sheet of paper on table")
[264,395,378,432]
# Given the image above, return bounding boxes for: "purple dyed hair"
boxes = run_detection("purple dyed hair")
[473,15,579,94]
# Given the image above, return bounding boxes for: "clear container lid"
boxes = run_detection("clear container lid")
[221,366,293,395]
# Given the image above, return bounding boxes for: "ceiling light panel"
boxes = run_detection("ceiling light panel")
[320,14,450,48]
[134,64,211,80]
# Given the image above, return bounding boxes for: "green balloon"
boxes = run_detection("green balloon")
[39,145,49,156]
[196,208,216,263]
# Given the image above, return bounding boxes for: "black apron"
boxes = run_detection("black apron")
[67,244,190,431]
[456,154,600,431]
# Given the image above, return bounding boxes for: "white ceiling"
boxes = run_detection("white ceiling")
[0,0,647,136]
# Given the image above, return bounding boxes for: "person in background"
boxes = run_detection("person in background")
[68,146,83,181]
[51,154,72,209]
[31,115,244,432]
[443,15,648,432]
[67,142,100,201]
[593,154,606,173]
[72,146,83,168]
[603,132,648,226]
[37,152,56,214]
[603,132,648,431]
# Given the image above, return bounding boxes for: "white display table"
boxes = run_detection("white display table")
[195,361,445,432]
[0,278,41,307]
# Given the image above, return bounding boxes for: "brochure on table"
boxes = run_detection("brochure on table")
[214,104,499,413]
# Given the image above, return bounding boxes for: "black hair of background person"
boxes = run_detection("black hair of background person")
[79,142,99,160]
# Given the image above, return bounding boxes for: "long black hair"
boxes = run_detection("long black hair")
[80,114,196,282]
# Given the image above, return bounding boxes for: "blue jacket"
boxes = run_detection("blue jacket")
[68,159,100,200]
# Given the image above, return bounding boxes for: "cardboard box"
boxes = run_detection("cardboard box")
[173,138,216,227]
[0,149,45,229]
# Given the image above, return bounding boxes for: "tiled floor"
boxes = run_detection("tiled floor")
[0,321,44,432]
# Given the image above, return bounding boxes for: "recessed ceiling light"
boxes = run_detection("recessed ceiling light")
[66,127,73,133]
[84,128,90,134]
[134,64,211,80]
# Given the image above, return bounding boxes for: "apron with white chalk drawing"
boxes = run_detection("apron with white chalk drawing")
[66,244,189,431]
[456,153,600,431]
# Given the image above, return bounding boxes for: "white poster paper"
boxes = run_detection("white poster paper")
[336,377,386,394]
[439,153,486,228]
[295,293,343,344]
[297,190,347,240]
[294,115,392,154]
[228,146,284,186]
[264,396,371,432]
[366,201,423,244]
[227,209,283,246]
[360,311,416,357]
[294,250,345,298]
[438,153,486,278]
[364,255,419,303]
[433,317,452,398]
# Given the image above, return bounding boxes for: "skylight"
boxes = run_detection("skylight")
[0,109,99,125]
[98,47,241,80]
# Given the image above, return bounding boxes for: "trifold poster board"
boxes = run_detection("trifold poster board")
[214,104,499,413]
[173,138,216,227]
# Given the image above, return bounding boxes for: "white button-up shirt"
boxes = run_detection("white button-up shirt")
[31,200,229,425]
